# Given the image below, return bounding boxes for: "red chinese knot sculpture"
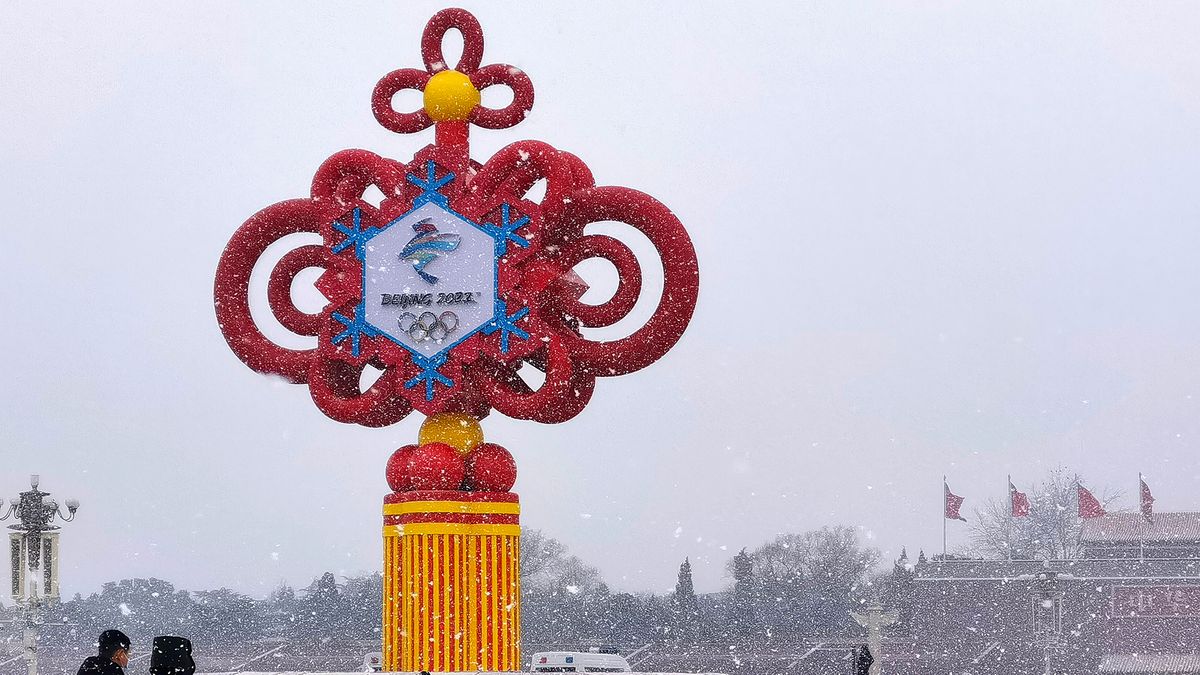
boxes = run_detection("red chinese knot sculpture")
[214,8,699,428]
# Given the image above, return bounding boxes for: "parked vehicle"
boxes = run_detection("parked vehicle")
[529,651,631,673]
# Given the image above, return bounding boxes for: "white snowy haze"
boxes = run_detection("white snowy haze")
[3,2,1200,600]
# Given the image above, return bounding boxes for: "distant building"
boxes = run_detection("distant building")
[1082,512,1200,559]
[884,512,1200,674]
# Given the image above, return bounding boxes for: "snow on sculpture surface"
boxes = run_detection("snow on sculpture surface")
[214,8,698,671]
[214,13,698,426]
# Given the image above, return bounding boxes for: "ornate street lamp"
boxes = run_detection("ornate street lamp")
[851,600,898,675]
[1018,570,1075,675]
[1,475,80,675]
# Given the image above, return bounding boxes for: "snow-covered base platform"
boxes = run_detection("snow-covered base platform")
[201,667,724,672]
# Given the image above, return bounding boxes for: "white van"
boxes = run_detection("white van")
[530,651,632,673]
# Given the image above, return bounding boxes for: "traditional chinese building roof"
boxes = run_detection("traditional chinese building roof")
[1099,652,1200,673]
[1082,512,1200,544]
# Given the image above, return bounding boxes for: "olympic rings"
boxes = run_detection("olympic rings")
[399,311,460,343]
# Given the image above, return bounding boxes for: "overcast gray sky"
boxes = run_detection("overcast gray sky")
[3,2,1200,601]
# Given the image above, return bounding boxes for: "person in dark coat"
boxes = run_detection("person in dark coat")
[149,636,195,675]
[77,629,131,675]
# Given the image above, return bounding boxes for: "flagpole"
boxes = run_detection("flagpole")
[1139,472,1145,562]
[1006,474,1012,561]
[943,475,947,559]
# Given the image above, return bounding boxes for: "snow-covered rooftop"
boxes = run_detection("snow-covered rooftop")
[1081,513,1200,544]
[1099,653,1200,673]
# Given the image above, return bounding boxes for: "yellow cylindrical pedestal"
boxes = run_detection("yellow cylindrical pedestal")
[383,491,521,672]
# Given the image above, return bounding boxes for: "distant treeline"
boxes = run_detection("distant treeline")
[2,526,885,650]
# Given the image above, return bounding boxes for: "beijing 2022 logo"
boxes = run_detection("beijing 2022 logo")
[363,197,498,361]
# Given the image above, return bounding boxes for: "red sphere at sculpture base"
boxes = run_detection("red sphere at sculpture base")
[464,442,517,492]
[386,444,418,492]
[408,442,467,491]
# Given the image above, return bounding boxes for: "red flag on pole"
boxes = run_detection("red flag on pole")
[1140,474,1155,524]
[1009,480,1030,518]
[944,481,967,522]
[1078,485,1106,518]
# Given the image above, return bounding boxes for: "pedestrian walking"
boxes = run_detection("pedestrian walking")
[150,635,195,675]
[77,629,132,675]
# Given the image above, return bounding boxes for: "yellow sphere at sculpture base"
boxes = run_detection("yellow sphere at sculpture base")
[419,412,484,455]
[424,70,480,122]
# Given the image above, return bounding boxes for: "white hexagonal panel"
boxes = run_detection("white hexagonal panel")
[363,202,496,359]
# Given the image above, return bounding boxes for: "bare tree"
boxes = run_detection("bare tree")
[520,528,599,592]
[737,526,880,639]
[969,466,1122,560]
[520,528,567,581]
[748,526,880,584]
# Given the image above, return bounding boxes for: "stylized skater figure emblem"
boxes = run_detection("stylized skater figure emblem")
[400,218,460,284]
